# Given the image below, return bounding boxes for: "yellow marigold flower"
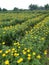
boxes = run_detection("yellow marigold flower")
[17,42,20,45]
[8,49,11,53]
[31,30,32,32]
[14,53,19,57]
[37,55,41,59]
[2,53,6,57]
[17,58,23,63]
[32,52,36,55]
[28,54,31,57]
[15,50,17,52]
[23,51,26,55]
[10,26,12,28]
[41,37,45,40]
[27,56,31,60]
[26,31,28,34]
[0,50,2,53]
[18,46,20,48]
[5,50,9,54]
[44,50,47,55]
[3,31,6,34]
[27,49,30,52]
[14,42,17,45]
[2,42,5,45]
[5,60,9,65]
[24,48,27,50]
[4,27,7,30]
[12,48,15,51]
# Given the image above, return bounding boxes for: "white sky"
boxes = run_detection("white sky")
[0,0,49,10]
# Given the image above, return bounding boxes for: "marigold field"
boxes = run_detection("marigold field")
[0,11,49,65]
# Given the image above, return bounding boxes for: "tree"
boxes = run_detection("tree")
[38,6,45,10]
[44,4,49,10]
[2,8,7,11]
[13,7,19,11]
[29,4,38,10]
[0,8,1,11]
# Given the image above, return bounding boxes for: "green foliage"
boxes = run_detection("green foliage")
[0,11,49,65]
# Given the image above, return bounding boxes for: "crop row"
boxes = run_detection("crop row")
[21,16,49,51]
[0,41,48,65]
[0,14,48,44]
[0,13,42,28]
[0,12,49,65]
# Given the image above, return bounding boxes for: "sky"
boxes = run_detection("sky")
[0,0,49,10]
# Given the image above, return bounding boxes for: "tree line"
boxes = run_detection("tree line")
[0,4,49,11]
[29,4,49,10]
